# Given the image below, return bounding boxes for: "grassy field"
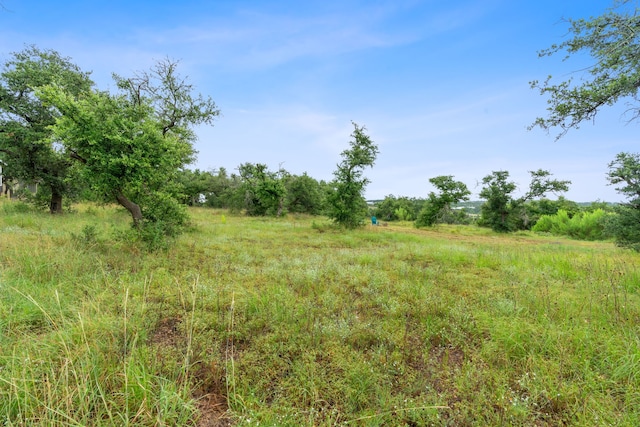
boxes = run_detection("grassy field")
[0,199,639,426]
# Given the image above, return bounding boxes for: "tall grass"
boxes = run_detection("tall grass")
[0,199,639,425]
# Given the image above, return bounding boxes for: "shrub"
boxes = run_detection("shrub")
[532,209,613,240]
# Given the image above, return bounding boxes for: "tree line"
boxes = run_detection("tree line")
[3,0,640,250]
[0,47,377,241]
[159,163,622,245]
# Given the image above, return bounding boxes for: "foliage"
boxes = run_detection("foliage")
[607,152,640,203]
[532,208,614,240]
[530,1,640,139]
[41,87,190,233]
[327,122,379,228]
[605,205,640,250]
[478,171,518,232]
[202,168,240,209]
[175,167,241,209]
[479,170,571,232]
[0,45,93,213]
[524,196,582,223]
[584,200,616,213]
[284,173,326,215]
[236,163,288,216]
[373,195,421,221]
[40,58,219,239]
[176,168,213,206]
[604,152,640,250]
[530,0,640,250]
[416,175,471,227]
[394,206,412,221]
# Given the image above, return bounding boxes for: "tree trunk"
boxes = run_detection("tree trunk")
[49,186,63,214]
[114,190,143,227]
[277,197,284,217]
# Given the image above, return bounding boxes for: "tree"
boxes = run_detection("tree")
[415,175,471,227]
[40,58,219,235]
[327,122,379,229]
[0,46,93,213]
[605,152,640,250]
[479,170,570,232]
[204,167,239,208]
[530,1,640,139]
[373,195,420,222]
[176,168,215,206]
[285,173,325,215]
[524,195,582,225]
[236,163,288,216]
[479,171,517,232]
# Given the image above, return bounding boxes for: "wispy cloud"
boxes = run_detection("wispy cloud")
[131,14,412,70]
[124,1,496,71]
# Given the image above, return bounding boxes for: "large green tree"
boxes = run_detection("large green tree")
[327,122,379,229]
[530,1,640,138]
[0,46,93,213]
[40,59,219,234]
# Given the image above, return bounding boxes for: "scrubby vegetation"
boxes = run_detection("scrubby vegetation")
[532,208,614,241]
[1,200,639,426]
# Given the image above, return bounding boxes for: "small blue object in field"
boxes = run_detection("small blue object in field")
[371,216,377,225]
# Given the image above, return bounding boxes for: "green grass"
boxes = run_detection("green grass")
[0,200,639,425]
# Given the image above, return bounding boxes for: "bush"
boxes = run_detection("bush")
[605,205,640,251]
[532,209,613,240]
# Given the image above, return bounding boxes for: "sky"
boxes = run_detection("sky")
[1,0,637,202]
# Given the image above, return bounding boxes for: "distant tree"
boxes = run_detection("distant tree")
[479,170,571,232]
[373,195,419,221]
[236,163,288,216]
[203,167,238,208]
[416,175,471,227]
[327,122,379,229]
[285,173,325,215]
[530,1,640,139]
[524,196,581,228]
[176,169,216,206]
[40,58,219,236]
[478,171,517,232]
[584,200,615,213]
[0,45,93,213]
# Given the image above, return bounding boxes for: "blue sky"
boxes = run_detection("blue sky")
[1,0,636,202]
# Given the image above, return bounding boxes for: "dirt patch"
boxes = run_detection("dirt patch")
[150,317,233,426]
[194,391,232,426]
[191,359,232,426]
[429,344,465,370]
[150,316,183,347]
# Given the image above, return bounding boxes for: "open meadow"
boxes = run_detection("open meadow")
[1,200,639,426]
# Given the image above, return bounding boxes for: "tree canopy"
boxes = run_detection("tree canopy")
[530,0,640,139]
[40,58,219,236]
[0,45,93,212]
[415,175,471,227]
